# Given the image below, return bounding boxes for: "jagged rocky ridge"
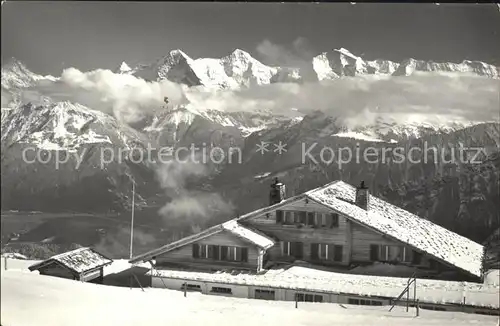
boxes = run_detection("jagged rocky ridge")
[118,47,499,88]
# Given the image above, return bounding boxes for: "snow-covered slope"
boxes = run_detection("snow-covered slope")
[1,101,146,151]
[2,268,498,326]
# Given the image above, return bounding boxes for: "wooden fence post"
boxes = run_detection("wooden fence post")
[406,279,409,312]
[295,293,298,309]
[416,299,419,317]
[4,256,7,270]
[413,278,416,304]
[184,282,187,297]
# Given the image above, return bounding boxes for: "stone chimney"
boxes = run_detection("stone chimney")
[269,177,286,205]
[355,181,369,210]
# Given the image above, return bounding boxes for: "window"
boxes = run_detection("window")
[181,283,201,292]
[402,247,412,262]
[420,305,446,311]
[255,289,276,300]
[295,211,307,224]
[211,287,232,294]
[282,241,303,259]
[276,210,284,224]
[348,298,383,306]
[193,245,248,262]
[284,211,294,225]
[296,293,323,303]
[318,244,328,260]
[310,244,342,262]
[370,245,412,263]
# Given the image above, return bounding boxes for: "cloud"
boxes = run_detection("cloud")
[26,67,189,124]
[256,37,318,81]
[5,52,499,131]
[184,73,500,127]
[155,155,234,224]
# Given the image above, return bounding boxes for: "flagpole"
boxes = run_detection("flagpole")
[129,180,135,259]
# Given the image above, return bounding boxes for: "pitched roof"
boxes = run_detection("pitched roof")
[305,181,484,278]
[129,220,275,264]
[237,180,484,278]
[28,247,113,274]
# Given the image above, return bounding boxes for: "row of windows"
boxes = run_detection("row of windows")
[348,298,383,306]
[180,283,202,292]
[192,244,248,262]
[370,244,421,264]
[211,287,232,294]
[296,293,323,303]
[282,242,343,262]
[276,211,339,228]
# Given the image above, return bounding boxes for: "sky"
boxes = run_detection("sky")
[1,2,500,76]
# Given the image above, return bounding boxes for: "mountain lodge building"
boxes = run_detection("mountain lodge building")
[127,180,496,312]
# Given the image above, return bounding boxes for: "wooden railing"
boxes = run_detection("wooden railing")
[389,272,419,315]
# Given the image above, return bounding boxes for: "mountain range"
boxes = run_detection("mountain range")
[1,47,499,258]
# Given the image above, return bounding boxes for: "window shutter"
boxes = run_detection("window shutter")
[220,246,229,261]
[213,245,220,260]
[241,247,248,262]
[330,213,339,228]
[412,250,422,264]
[276,210,283,223]
[370,245,379,261]
[294,242,304,259]
[310,243,319,259]
[307,212,315,226]
[192,244,199,258]
[334,245,343,262]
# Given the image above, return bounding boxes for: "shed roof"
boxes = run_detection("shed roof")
[28,247,113,274]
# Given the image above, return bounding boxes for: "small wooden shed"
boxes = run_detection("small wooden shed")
[28,247,113,283]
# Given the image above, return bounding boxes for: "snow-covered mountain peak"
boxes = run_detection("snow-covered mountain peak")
[228,48,252,60]
[334,47,359,60]
[117,62,132,73]
[1,101,117,152]
[1,58,58,90]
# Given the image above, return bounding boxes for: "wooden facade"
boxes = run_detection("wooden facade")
[150,194,452,275]
[240,196,447,273]
[154,230,262,272]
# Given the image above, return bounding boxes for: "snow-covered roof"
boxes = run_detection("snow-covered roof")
[235,180,484,278]
[304,181,484,279]
[222,220,275,249]
[151,265,499,308]
[129,220,275,264]
[28,247,113,274]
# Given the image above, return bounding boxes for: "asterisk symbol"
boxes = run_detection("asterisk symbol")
[274,141,287,154]
[255,141,270,155]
